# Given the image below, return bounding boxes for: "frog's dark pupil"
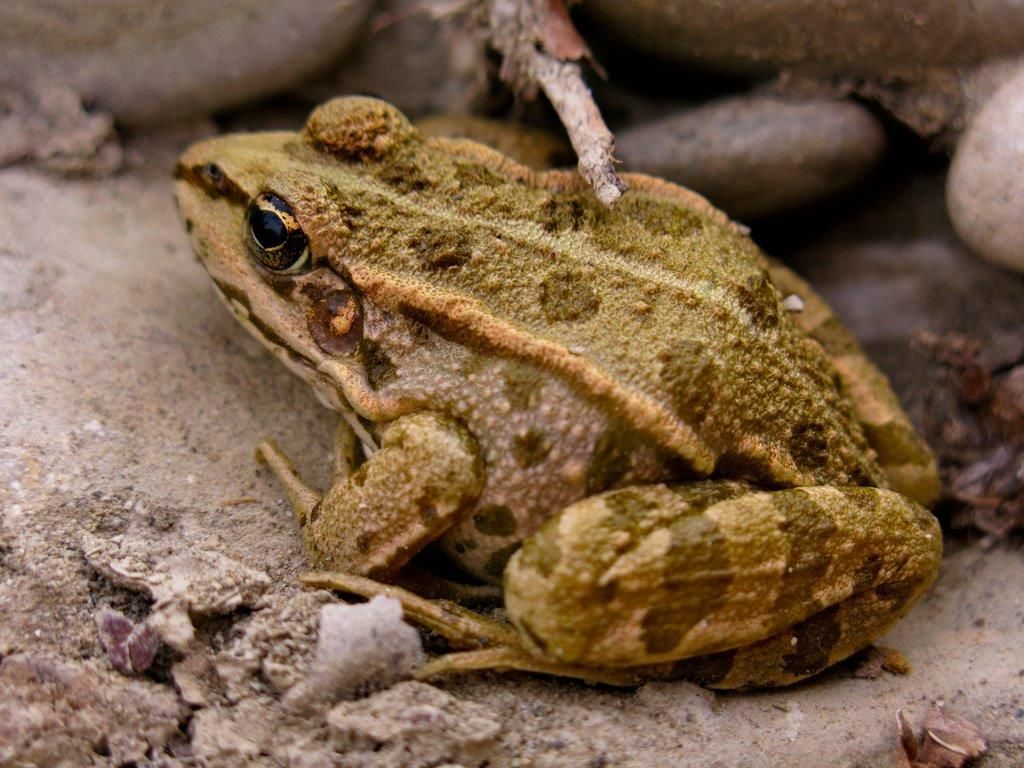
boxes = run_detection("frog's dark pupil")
[251,209,288,250]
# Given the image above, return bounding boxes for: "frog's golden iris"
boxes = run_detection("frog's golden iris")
[246,192,310,273]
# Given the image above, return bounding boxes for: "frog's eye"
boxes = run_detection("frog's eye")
[246,193,310,273]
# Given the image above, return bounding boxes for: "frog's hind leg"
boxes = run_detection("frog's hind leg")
[504,481,942,688]
[765,259,941,507]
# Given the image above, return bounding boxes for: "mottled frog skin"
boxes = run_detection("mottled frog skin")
[174,97,942,688]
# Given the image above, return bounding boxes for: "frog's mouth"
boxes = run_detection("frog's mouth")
[206,277,380,457]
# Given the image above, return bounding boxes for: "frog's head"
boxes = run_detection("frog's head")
[174,97,419,409]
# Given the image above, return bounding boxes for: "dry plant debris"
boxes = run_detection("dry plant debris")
[897,707,987,768]
[915,332,1024,539]
[480,0,625,204]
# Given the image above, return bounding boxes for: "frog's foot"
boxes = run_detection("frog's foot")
[256,438,321,525]
[504,481,943,689]
[257,411,484,580]
[299,571,654,687]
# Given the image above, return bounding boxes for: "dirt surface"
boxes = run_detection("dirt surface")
[2,126,1023,767]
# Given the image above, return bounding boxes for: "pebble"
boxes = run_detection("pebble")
[283,596,425,715]
[327,681,501,768]
[583,0,1024,77]
[947,66,1024,272]
[617,96,886,219]
[0,0,373,126]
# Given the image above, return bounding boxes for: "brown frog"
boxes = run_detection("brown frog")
[174,97,942,688]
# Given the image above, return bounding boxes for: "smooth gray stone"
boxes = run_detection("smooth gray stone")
[947,66,1024,272]
[583,0,1024,77]
[616,96,886,219]
[0,0,373,127]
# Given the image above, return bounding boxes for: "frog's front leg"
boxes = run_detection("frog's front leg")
[504,481,941,688]
[257,411,484,578]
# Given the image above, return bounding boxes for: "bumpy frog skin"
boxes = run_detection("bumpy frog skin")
[175,97,942,688]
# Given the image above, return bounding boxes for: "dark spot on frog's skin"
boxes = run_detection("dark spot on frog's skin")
[306,288,364,356]
[408,227,472,271]
[788,421,830,470]
[174,162,249,207]
[671,648,738,687]
[540,269,600,322]
[323,182,366,228]
[874,576,923,614]
[772,489,837,615]
[657,342,717,425]
[483,542,522,580]
[851,553,883,593]
[602,489,659,542]
[184,218,194,234]
[416,497,439,525]
[734,271,780,330]
[586,427,639,494]
[782,603,842,677]
[473,504,517,537]
[503,363,541,411]
[355,531,373,554]
[349,467,367,488]
[836,487,886,531]
[515,528,561,578]
[454,162,505,190]
[512,429,551,469]
[376,158,434,194]
[539,196,595,233]
[641,512,733,656]
[359,338,397,389]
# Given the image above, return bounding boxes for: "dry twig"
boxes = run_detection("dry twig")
[485,0,625,204]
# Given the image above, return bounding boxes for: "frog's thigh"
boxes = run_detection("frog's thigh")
[304,411,483,579]
[766,259,941,507]
[505,482,941,683]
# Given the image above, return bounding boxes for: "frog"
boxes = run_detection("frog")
[174,96,943,689]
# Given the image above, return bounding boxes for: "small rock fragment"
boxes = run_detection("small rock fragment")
[897,707,987,768]
[0,79,122,174]
[283,596,425,715]
[852,645,912,680]
[214,589,330,700]
[617,96,886,219]
[948,66,1024,273]
[172,652,218,707]
[82,532,271,651]
[326,681,501,768]
[95,609,160,675]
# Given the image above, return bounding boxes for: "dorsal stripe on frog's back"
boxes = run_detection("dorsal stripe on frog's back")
[346,261,717,474]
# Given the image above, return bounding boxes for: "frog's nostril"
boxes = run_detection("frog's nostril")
[203,163,223,182]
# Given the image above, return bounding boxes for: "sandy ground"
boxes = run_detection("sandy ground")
[1,126,1022,767]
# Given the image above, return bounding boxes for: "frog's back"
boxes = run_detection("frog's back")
[306,98,884,490]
